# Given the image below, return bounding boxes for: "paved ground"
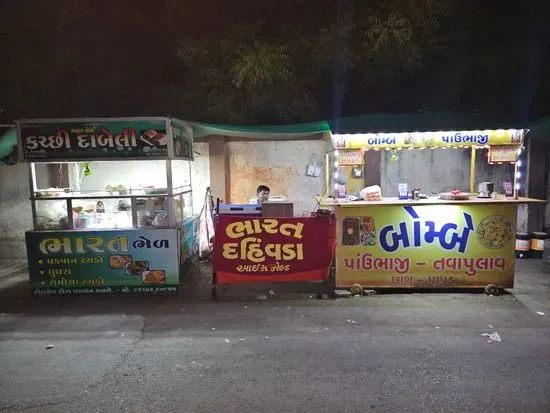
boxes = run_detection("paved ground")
[1,259,550,412]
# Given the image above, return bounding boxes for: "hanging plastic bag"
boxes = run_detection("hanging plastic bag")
[335,166,347,185]
[306,154,321,177]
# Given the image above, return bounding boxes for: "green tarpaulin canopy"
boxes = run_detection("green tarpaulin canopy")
[192,120,330,139]
[192,112,537,137]
[0,128,16,164]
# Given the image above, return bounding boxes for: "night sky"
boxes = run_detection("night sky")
[0,0,549,125]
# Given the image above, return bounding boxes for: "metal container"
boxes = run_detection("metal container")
[478,182,494,198]
[530,232,547,259]
[515,232,530,259]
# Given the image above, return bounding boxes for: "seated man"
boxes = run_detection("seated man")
[256,185,270,205]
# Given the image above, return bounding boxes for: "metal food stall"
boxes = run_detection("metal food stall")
[210,201,337,299]
[322,128,545,295]
[17,117,198,295]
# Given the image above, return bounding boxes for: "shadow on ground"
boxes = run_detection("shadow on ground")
[0,258,548,318]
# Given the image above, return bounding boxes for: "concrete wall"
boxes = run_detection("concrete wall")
[227,139,328,216]
[34,164,50,189]
[0,164,32,258]
[380,148,527,229]
[526,138,549,233]
[380,148,514,195]
[190,142,210,213]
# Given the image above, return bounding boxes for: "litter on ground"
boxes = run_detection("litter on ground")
[481,332,502,342]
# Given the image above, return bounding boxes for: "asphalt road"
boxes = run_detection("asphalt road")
[1,260,550,413]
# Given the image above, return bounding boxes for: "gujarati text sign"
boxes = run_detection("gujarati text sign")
[26,229,179,295]
[335,204,516,288]
[332,129,524,150]
[213,216,335,284]
[488,145,519,163]
[20,119,168,161]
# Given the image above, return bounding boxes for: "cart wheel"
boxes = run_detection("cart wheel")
[211,286,218,301]
[485,284,501,296]
[350,283,363,296]
[327,290,338,299]
[315,293,324,300]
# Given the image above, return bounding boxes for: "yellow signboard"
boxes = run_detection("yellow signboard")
[334,204,516,288]
[331,129,525,150]
[339,149,364,165]
[488,145,519,163]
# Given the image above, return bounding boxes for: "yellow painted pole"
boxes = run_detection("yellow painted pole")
[470,147,476,193]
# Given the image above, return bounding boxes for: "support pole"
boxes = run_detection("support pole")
[469,147,476,194]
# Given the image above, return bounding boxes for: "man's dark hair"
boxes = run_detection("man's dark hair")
[257,185,270,194]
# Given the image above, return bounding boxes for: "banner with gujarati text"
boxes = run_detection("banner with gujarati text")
[339,149,364,165]
[213,216,335,284]
[332,129,524,150]
[20,120,168,161]
[26,229,180,295]
[334,204,516,288]
[488,145,519,163]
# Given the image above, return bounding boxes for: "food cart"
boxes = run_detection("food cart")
[16,117,198,295]
[323,129,545,295]
[211,201,336,299]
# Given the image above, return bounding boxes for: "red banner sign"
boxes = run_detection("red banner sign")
[213,216,336,284]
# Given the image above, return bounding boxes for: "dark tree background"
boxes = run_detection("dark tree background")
[0,0,549,125]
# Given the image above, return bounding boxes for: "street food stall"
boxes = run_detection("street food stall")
[17,117,198,295]
[211,201,336,299]
[322,129,545,295]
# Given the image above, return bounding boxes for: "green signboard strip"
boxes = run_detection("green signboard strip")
[20,120,169,161]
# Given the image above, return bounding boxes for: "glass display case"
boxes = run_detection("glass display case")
[18,116,199,296]
[28,159,193,231]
